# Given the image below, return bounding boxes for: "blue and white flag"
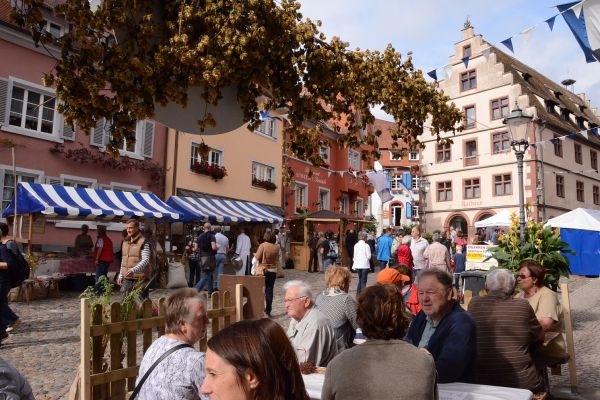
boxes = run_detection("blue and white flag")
[367,171,393,203]
[558,1,600,63]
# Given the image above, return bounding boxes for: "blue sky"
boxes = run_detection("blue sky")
[298,0,600,121]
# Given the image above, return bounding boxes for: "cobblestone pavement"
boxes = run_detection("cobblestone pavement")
[1,271,597,399]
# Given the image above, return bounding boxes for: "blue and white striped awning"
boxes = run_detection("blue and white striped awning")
[166,195,283,223]
[2,183,181,221]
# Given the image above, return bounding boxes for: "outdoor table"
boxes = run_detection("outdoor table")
[302,373,534,400]
[16,275,67,304]
[35,256,118,276]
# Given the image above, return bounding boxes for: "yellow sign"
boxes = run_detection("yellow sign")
[465,244,497,271]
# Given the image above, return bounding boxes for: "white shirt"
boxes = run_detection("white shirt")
[352,240,371,270]
[410,237,429,270]
[235,233,251,256]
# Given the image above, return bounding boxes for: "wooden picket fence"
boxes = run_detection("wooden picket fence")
[75,285,243,400]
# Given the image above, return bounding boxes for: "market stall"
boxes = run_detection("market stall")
[2,182,182,280]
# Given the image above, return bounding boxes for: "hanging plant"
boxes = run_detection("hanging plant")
[191,161,227,180]
[252,178,277,191]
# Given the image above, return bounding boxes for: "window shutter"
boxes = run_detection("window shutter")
[406,202,413,219]
[403,173,413,190]
[142,120,155,158]
[45,176,62,185]
[0,78,8,126]
[384,172,391,189]
[270,119,277,138]
[91,119,107,147]
[61,117,75,141]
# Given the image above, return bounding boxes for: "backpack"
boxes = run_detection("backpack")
[326,239,339,259]
[3,241,30,288]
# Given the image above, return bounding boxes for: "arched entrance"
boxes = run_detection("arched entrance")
[449,215,468,235]
[476,213,494,223]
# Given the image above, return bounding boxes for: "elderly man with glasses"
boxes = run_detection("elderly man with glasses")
[284,280,337,367]
[404,269,477,383]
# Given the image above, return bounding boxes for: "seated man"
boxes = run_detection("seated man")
[468,268,544,393]
[284,280,337,367]
[405,269,477,383]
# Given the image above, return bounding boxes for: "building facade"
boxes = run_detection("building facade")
[0,1,168,248]
[421,25,600,239]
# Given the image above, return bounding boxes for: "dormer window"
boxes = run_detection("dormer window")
[463,45,472,58]
[545,101,556,114]
[561,109,570,122]
[577,117,585,130]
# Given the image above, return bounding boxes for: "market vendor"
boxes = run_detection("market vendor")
[117,219,151,299]
[74,224,94,254]
[93,225,113,293]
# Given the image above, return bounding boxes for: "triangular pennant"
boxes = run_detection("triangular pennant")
[501,37,514,53]
[572,1,583,19]
[592,127,599,136]
[339,171,344,177]
[462,55,470,68]
[559,136,567,141]
[352,171,358,178]
[327,171,331,178]
[259,110,270,120]
[546,15,557,31]
[582,130,589,140]
[558,2,597,63]
[444,64,453,80]
[482,48,491,60]
[522,27,534,46]
[569,132,577,138]
[427,69,438,81]
[550,138,558,144]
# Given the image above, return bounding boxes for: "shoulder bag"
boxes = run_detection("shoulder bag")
[129,343,192,399]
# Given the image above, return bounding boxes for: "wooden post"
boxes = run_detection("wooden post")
[27,213,33,254]
[235,284,243,322]
[222,290,232,329]
[142,300,153,353]
[126,303,138,392]
[91,305,104,400]
[110,302,125,398]
[560,282,578,389]
[80,299,91,400]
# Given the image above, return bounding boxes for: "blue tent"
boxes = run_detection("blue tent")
[546,208,600,276]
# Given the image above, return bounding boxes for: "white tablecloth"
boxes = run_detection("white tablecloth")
[302,374,533,400]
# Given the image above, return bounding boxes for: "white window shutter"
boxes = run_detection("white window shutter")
[142,120,155,158]
[0,78,8,127]
[91,119,108,147]
[45,176,62,185]
[61,116,75,141]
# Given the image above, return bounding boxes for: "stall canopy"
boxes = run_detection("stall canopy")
[474,210,512,228]
[167,195,283,223]
[546,208,600,276]
[2,182,181,221]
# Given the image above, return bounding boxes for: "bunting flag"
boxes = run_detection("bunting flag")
[569,132,577,138]
[259,110,270,120]
[444,64,453,80]
[583,0,600,61]
[501,37,514,53]
[559,136,567,141]
[593,127,600,136]
[427,69,438,81]
[462,55,470,68]
[546,15,557,31]
[522,27,534,46]
[366,171,393,203]
[327,171,331,178]
[550,138,559,144]
[558,1,599,63]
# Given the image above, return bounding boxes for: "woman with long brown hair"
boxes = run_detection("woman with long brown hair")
[200,318,309,400]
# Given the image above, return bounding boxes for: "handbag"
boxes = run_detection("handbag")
[129,343,191,399]
[254,246,267,276]
[228,251,243,270]
[200,255,216,272]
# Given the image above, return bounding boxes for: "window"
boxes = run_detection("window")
[46,21,62,38]
[252,162,275,183]
[389,151,402,161]
[412,175,420,191]
[554,138,563,157]
[490,97,509,120]
[391,205,402,226]
[408,151,419,161]
[294,183,308,209]
[464,178,480,199]
[62,177,94,188]
[436,143,451,163]
[561,109,570,122]
[413,205,420,219]
[319,145,330,164]
[574,143,582,164]
[256,118,277,138]
[594,186,599,205]
[437,181,452,202]
[576,181,584,202]
[339,194,349,214]
[492,132,510,153]
[464,140,477,166]
[190,144,223,168]
[390,175,403,191]
[463,44,472,58]
[494,174,512,196]
[592,150,598,172]
[556,175,564,198]
[460,70,477,91]
[464,106,476,129]
[354,198,364,217]
[348,149,361,170]
[318,189,330,210]
[9,86,56,135]
[546,101,556,114]
[577,117,586,130]
[2,171,37,212]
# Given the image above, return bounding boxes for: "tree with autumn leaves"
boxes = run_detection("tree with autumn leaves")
[12,0,463,164]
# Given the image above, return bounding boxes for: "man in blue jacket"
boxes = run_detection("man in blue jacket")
[405,269,477,383]
[376,227,394,270]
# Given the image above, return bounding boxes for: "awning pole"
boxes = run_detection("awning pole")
[12,147,19,239]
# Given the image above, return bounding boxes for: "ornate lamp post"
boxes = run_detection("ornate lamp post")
[418,176,430,230]
[503,104,534,244]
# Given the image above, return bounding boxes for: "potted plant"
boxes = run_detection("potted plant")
[191,161,227,180]
[252,178,277,191]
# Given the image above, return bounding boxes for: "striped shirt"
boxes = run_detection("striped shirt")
[468,291,544,392]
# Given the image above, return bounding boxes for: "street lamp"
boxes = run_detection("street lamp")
[418,176,430,230]
[503,104,534,244]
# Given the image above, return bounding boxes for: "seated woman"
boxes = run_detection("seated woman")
[314,266,357,351]
[515,260,567,364]
[321,285,437,400]
[201,318,309,400]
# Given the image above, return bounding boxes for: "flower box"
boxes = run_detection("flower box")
[252,178,277,191]
[191,161,227,180]
[296,206,309,214]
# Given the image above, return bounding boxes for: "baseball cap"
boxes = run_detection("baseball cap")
[377,268,410,285]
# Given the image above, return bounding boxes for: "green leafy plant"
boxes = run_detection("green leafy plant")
[363,215,378,233]
[488,212,574,291]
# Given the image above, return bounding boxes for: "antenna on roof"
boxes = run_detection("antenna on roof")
[561,78,576,93]
[464,16,472,29]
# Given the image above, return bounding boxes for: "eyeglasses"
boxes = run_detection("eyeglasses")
[284,296,307,303]
[517,274,531,280]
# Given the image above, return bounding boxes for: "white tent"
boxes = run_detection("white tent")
[546,208,600,231]
[474,210,513,228]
